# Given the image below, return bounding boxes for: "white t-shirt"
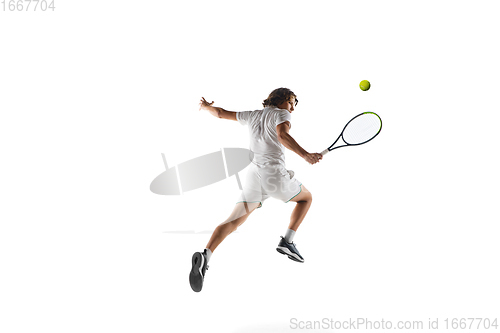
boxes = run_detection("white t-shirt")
[236,106,292,168]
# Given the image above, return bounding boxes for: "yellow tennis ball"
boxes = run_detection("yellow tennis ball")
[359,80,371,91]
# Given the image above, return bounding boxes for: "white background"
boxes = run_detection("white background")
[1,1,499,332]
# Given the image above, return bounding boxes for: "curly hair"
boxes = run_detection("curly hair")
[262,88,298,108]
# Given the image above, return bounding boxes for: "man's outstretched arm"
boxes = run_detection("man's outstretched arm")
[199,97,237,121]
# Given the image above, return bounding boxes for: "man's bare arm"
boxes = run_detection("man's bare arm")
[199,97,237,121]
[277,122,307,157]
[277,122,322,165]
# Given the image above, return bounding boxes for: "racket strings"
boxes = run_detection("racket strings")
[342,113,381,145]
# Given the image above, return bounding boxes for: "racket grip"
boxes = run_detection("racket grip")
[320,149,329,156]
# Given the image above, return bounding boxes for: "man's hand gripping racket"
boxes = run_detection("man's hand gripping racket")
[321,112,382,156]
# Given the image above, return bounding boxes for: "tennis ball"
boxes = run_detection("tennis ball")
[359,80,371,91]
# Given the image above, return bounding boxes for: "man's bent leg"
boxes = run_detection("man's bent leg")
[275,185,311,263]
[288,185,312,231]
[205,202,260,253]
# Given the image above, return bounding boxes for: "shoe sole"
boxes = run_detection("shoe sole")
[277,247,304,263]
[189,252,205,292]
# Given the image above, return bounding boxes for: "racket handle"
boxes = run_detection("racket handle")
[321,149,329,156]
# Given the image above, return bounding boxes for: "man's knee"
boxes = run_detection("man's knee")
[301,188,312,203]
[305,190,312,203]
[290,186,312,203]
[218,218,240,233]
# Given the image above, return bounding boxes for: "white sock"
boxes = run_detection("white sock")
[284,229,295,243]
[204,248,212,262]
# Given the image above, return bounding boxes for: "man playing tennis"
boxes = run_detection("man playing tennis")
[189,88,323,292]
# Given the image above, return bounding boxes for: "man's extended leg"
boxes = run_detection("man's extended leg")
[205,201,260,253]
[190,201,260,292]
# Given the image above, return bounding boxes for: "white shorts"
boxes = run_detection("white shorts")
[237,163,302,208]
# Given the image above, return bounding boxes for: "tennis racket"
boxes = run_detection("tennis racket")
[321,112,382,156]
